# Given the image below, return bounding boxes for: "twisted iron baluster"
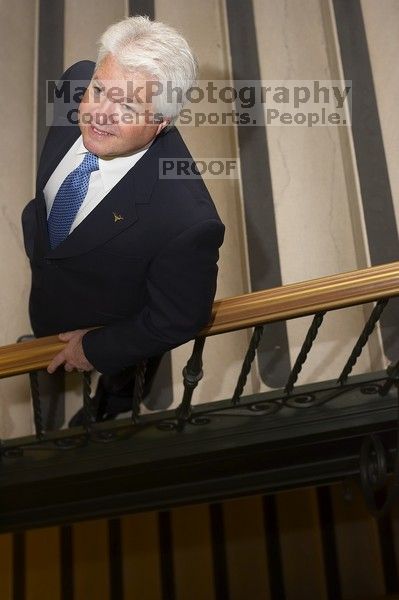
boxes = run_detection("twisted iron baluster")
[337,298,389,386]
[131,361,147,424]
[82,371,93,434]
[29,370,45,440]
[231,326,264,405]
[176,336,206,430]
[284,311,326,396]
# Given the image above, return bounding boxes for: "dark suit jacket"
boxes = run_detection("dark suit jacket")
[22,61,225,374]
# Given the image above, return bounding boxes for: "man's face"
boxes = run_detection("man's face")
[78,53,167,158]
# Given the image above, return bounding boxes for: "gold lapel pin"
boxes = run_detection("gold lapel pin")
[113,212,124,223]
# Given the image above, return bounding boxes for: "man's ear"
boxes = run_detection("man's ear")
[155,119,170,135]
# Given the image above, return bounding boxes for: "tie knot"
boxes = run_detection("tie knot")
[79,152,99,173]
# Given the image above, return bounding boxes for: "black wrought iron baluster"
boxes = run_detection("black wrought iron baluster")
[82,371,94,434]
[131,360,147,424]
[284,311,326,397]
[175,336,206,429]
[231,326,264,405]
[360,371,399,518]
[337,298,389,386]
[379,360,399,397]
[29,370,45,440]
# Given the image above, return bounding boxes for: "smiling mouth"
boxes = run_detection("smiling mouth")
[90,125,114,137]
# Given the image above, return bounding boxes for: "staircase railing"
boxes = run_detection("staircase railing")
[1,261,398,378]
[0,260,398,526]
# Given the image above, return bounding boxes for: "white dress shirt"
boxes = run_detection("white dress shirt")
[44,135,151,233]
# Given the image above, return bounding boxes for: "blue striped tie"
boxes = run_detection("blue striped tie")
[48,152,99,249]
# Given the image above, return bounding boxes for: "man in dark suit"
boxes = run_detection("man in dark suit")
[21,16,224,423]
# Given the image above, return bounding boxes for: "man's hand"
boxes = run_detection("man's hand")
[47,329,94,374]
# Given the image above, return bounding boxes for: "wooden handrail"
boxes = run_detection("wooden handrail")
[0,261,398,379]
[203,260,399,335]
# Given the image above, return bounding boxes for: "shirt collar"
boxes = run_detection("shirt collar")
[76,135,153,193]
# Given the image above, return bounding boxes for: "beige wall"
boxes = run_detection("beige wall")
[254,0,368,388]
[0,0,37,438]
[361,0,399,226]
[1,0,397,438]
[63,0,126,67]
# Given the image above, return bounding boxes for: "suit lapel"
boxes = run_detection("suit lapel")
[36,123,81,193]
[33,125,81,257]
[44,132,163,259]
[36,124,172,260]
[35,190,51,256]
[47,172,139,259]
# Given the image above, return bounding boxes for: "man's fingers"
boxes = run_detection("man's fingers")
[59,331,76,341]
[47,351,66,374]
[49,331,93,373]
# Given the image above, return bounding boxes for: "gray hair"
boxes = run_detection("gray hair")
[96,15,198,124]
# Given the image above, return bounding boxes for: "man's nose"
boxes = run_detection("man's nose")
[93,97,118,124]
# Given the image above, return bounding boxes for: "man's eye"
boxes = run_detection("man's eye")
[122,104,135,112]
[93,85,103,93]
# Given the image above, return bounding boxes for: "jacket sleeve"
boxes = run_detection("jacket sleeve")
[82,218,225,374]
